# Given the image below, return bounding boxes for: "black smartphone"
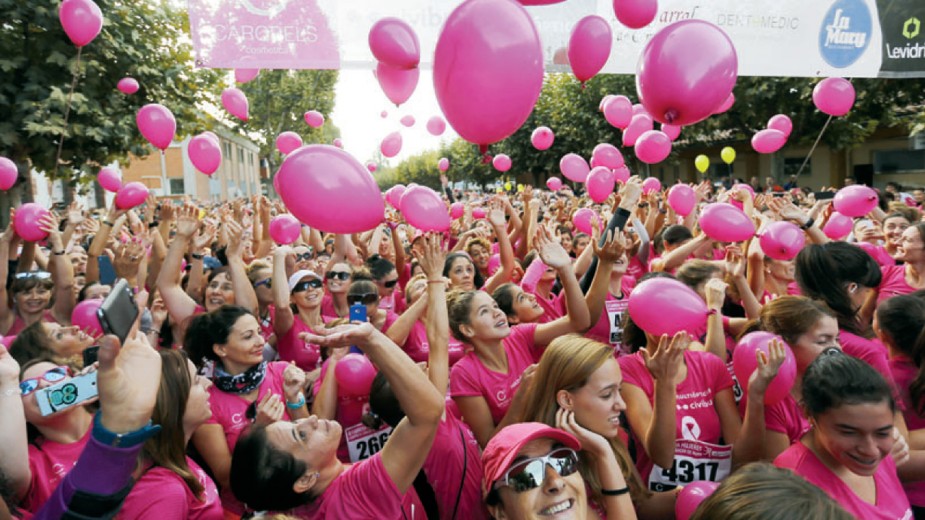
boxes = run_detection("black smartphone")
[82,346,100,366]
[814,191,836,200]
[96,279,139,344]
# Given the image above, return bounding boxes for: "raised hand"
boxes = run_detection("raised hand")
[641,332,689,382]
[556,408,610,456]
[283,362,307,402]
[174,204,201,239]
[253,392,285,426]
[298,322,379,350]
[704,278,728,312]
[418,233,446,281]
[593,230,628,264]
[535,226,571,269]
[96,332,162,434]
[748,338,786,396]
[66,201,85,227]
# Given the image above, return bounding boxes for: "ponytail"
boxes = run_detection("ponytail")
[876,295,925,414]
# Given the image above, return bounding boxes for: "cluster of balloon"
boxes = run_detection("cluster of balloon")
[613,0,658,29]
[546,177,563,191]
[568,15,612,85]
[0,157,17,191]
[531,126,555,150]
[234,68,260,84]
[115,182,149,210]
[117,77,139,95]
[560,153,590,182]
[400,115,415,128]
[759,221,805,261]
[221,87,249,121]
[268,214,301,245]
[667,184,696,216]
[401,185,451,232]
[434,0,544,152]
[275,145,385,234]
[572,208,600,235]
[635,130,672,164]
[813,77,856,117]
[586,167,615,203]
[492,154,512,172]
[752,114,792,154]
[97,167,122,193]
[823,211,852,240]
[370,18,420,106]
[335,354,377,397]
[438,157,450,172]
[275,131,303,155]
[136,104,176,151]
[694,154,709,173]
[426,116,446,136]
[188,132,222,175]
[636,20,738,126]
[833,185,878,217]
[733,332,797,405]
[59,0,104,48]
[71,299,104,338]
[628,278,708,336]
[304,110,325,129]
[380,131,403,158]
[675,481,720,520]
[699,203,755,242]
[14,204,51,242]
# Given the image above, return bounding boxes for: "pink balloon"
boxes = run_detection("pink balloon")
[613,0,657,29]
[59,0,103,47]
[622,113,653,147]
[202,131,219,144]
[234,68,260,83]
[115,182,149,210]
[335,353,377,397]
[628,278,708,336]
[0,157,18,190]
[188,134,222,175]
[642,177,661,195]
[369,18,421,69]
[386,185,406,209]
[380,132,403,158]
[493,154,512,172]
[400,115,416,127]
[713,93,735,115]
[276,132,303,155]
[751,129,788,154]
[472,208,487,219]
[450,202,465,219]
[438,157,450,172]
[275,145,385,234]
[636,20,738,125]
[767,114,792,137]
[136,104,176,151]
[380,110,389,118]
[632,103,648,117]
[546,177,563,191]
[333,138,343,148]
[568,15,612,84]
[268,214,301,245]
[221,87,249,121]
[367,162,377,173]
[699,203,755,242]
[733,332,797,405]
[426,116,446,136]
[560,153,590,183]
[531,126,555,150]
[667,184,696,216]
[592,143,624,169]
[603,95,633,129]
[613,165,631,184]
[813,77,856,117]
[732,183,755,198]
[833,185,878,217]
[117,77,139,95]
[304,110,325,128]
[71,299,103,338]
[434,0,544,148]
[97,167,122,193]
[401,186,451,232]
[517,0,566,4]
[661,123,681,141]
[572,208,600,235]
[599,94,616,111]
[823,211,853,240]
[376,62,419,106]
[759,221,805,261]
[586,167,616,203]
[635,130,672,164]
[675,481,720,520]
[14,203,51,242]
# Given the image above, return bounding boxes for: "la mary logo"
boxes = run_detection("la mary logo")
[819,0,873,68]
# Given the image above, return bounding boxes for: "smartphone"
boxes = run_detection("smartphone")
[98,256,116,286]
[97,279,139,344]
[82,346,100,367]
[814,191,836,200]
[348,304,367,355]
[36,372,98,416]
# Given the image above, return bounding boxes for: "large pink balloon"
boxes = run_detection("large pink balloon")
[71,299,103,338]
[767,114,793,137]
[136,104,176,151]
[591,143,624,169]
[531,126,555,150]
[14,204,51,242]
[635,130,672,164]
[438,157,450,172]
[117,78,139,95]
[667,184,696,216]
[221,88,249,121]
[369,18,421,69]
[603,95,633,129]
[380,132,403,158]
[622,113,653,147]
[613,0,657,29]
[586,167,616,203]
[375,62,419,106]
[115,182,149,210]
[275,145,385,234]
[713,93,735,115]
[434,0,544,148]
[759,221,805,261]
[546,177,563,191]
[493,154,512,172]
[642,177,661,195]
[401,186,451,232]
[268,214,301,245]
[276,131,303,155]
[732,332,797,405]
[572,208,600,235]
[675,481,720,520]
[304,110,325,128]
[97,167,122,192]
[812,77,855,117]
[0,157,17,190]
[560,153,590,182]
[833,185,878,217]
[59,0,103,47]
[426,116,446,136]
[823,211,853,240]
[188,133,222,175]
[234,68,260,83]
[568,15,612,84]
[699,203,755,242]
[628,278,708,336]
[386,185,406,209]
[335,354,377,397]
[636,20,738,125]
[751,129,788,154]
[400,115,416,127]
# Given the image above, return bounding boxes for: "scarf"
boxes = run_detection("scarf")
[212,361,267,394]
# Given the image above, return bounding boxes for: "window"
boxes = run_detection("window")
[874,150,925,174]
[169,178,184,195]
[783,157,808,177]
[223,142,232,158]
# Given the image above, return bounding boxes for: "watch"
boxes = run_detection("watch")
[92,413,162,447]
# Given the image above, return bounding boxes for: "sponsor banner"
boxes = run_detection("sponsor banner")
[188,0,924,78]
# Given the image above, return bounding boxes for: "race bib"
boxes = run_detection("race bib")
[647,439,732,492]
[345,422,393,463]
[726,362,743,404]
[605,299,628,351]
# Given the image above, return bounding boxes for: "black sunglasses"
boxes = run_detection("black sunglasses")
[253,277,271,289]
[326,271,351,281]
[347,293,378,306]
[380,279,399,289]
[292,279,323,293]
[493,448,579,493]
[295,251,313,262]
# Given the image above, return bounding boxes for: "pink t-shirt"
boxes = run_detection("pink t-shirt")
[321,292,346,321]
[424,400,489,520]
[627,255,648,282]
[276,311,323,372]
[402,320,467,366]
[764,393,810,445]
[889,354,925,506]
[619,350,734,491]
[450,323,539,425]
[839,331,903,410]
[585,284,634,355]
[775,442,912,520]
[118,457,223,519]
[878,264,916,306]
[5,310,59,337]
[859,242,897,269]
[311,359,378,463]
[529,288,566,324]
[23,428,91,513]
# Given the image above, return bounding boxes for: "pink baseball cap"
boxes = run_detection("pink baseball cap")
[481,422,581,498]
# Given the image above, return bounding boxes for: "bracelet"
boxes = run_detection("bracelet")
[800,218,815,230]
[1,387,22,397]
[286,392,306,409]
[102,220,115,227]
[53,250,66,256]
[600,486,630,496]
[143,328,160,336]
[426,279,444,284]
[191,253,204,260]
[148,221,160,229]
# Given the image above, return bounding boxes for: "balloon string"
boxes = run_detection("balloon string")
[795,114,833,178]
[54,46,83,178]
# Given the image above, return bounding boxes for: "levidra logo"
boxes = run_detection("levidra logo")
[904,17,921,40]
[887,16,925,60]
[818,0,873,68]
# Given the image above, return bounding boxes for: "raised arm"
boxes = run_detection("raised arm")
[224,219,258,314]
[0,345,30,501]
[271,246,295,336]
[534,227,591,346]
[0,216,17,332]
[154,204,200,324]
[483,200,516,294]
[40,214,76,325]
[584,231,627,332]
[418,235,449,395]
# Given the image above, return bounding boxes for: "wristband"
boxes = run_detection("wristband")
[53,250,66,256]
[600,486,630,496]
[148,221,160,229]
[103,220,115,227]
[191,253,204,260]
[800,218,815,230]
[92,413,162,447]
[286,392,306,410]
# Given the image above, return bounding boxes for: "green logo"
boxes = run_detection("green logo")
[49,383,78,406]
[904,17,921,39]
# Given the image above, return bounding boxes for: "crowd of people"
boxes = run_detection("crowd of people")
[1,173,924,520]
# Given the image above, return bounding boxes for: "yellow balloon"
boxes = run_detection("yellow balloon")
[517,184,524,193]
[694,155,709,174]
[198,209,206,220]
[721,147,736,164]
[504,182,512,191]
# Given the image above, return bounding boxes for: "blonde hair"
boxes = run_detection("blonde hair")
[404,274,427,305]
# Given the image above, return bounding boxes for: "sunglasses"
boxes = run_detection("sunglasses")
[294,251,313,262]
[292,279,323,293]
[253,277,272,289]
[347,293,378,306]
[15,271,52,280]
[326,271,351,281]
[380,279,399,289]
[20,366,71,396]
[493,448,579,493]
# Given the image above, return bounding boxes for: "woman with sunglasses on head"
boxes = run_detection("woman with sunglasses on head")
[8,320,94,369]
[367,254,405,315]
[272,246,328,373]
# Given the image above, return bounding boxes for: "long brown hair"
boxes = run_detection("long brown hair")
[738,296,833,346]
[517,335,648,505]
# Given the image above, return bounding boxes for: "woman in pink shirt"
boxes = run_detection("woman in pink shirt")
[320,261,352,320]
[273,246,326,372]
[386,274,467,366]
[877,223,925,305]
[774,352,912,520]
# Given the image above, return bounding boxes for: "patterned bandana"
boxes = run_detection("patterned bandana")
[212,361,267,394]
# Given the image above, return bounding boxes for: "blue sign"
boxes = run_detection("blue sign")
[819,0,873,68]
